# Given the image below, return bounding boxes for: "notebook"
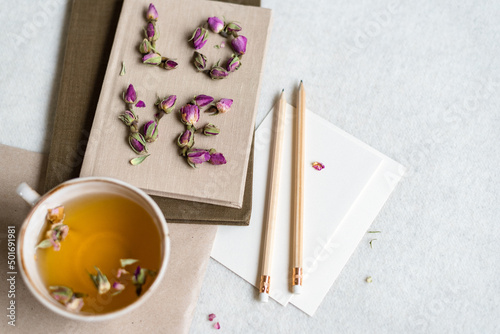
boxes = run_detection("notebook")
[80,0,272,208]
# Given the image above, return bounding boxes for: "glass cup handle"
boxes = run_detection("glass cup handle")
[16,182,41,207]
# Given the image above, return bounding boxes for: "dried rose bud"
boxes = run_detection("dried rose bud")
[161,58,178,70]
[177,128,194,149]
[129,132,148,154]
[49,286,73,304]
[226,54,241,72]
[52,224,69,242]
[116,268,129,278]
[47,206,64,223]
[139,38,154,54]
[189,27,209,50]
[186,148,211,168]
[119,110,139,127]
[215,98,233,114]
[146,3,158,21]
[209,151,227,165]
[156,95,177,114]
[193,51,207,71]
[209,65,229,80]
[224,22,242,35]
[66,297,84,312]
[89,267,111,295]
[146,22,159,42]
[132,266,154,296]
[123,84,137,104]
[180,104,200,126]
[208,17,224,33]
[203,123,220,136]
[231,35,247,55]
[143,120,159,143]
[142,52,162,66]
[192,94,214,107]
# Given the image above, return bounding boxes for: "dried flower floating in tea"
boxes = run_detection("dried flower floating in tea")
[49,286,86,312]
[36,206,70,251]
[88,266,111,295]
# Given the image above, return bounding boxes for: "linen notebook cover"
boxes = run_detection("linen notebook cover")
[45,0,258,225]
[80,0,272,208]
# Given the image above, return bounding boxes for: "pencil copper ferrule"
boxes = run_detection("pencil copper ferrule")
[259,275,271,293]
[292,267,303,286]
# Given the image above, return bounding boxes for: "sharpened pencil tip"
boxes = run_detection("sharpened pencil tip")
[282,88,284,92]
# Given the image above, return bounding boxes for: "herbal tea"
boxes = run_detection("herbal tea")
[36,193,162,314]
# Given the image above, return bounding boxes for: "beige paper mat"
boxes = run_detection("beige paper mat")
[0,144,217,333]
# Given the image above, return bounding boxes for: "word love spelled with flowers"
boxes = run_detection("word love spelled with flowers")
[119,84,232,168]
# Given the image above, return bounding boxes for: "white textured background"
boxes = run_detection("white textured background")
[1,0,499,333]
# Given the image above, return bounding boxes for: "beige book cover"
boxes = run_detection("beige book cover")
[81,0,272,208]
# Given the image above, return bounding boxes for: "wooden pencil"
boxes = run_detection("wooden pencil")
[259,89,287,302]
[291,80,305,294]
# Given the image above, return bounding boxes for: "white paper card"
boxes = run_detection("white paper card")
[211,103,405,315]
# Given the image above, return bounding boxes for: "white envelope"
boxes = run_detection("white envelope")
[211,103,405,315]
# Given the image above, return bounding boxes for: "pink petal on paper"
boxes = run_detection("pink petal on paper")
[213,322,220,329]
[136,100,146,108]
[208,313,216,321]
[312,161,325,171]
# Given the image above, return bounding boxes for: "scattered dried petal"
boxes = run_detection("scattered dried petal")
[112,281,125,291]
[366,276,373,283]
[214,322,221,330]
[368,231,381,233]
[208,313,216,321]
[369,239,377,248]
[120,258,139,267]
[120,62,126,76]
[312,162,325,171]
[220,41,226,48]
[136,100,146,108]
[116,268,129,278]
[130,154,151,166]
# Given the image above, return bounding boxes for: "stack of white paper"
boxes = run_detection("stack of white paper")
[211,104,406,315]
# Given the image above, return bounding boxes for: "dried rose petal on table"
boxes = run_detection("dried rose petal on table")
[312,161,325,171]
